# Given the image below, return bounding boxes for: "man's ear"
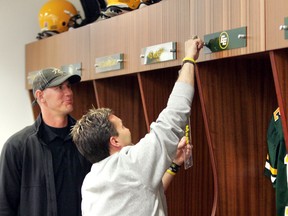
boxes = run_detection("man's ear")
[110,136,121,148]
[35,90,44,103]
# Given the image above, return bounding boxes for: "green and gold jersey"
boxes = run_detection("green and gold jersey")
[265,107,288,216]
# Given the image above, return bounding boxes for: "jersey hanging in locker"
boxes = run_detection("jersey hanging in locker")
[265,107,288,216]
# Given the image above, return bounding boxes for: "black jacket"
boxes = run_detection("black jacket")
[0,115,91,216]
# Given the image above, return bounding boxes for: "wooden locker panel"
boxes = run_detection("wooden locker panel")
[93,75,147,144]
[138,67,214,216]
[137,68,179,126]
[266,0,288,50]
[196,54,277,215]
[72,81,97,120]
[89,12,133,80]
[191,0,265,62]
[25,25,91,89]
[89,0,190,80]
[130,0,190,72]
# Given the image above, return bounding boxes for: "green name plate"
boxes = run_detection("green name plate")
[204,26,247,53]
[282,17,288,39]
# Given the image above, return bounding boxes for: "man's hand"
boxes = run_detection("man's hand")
[177,37,204,86]
[162,137,192,191]
[173,136,192,166]
[185,36,204,61]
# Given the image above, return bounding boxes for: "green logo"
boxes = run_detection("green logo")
[219,31,229,50]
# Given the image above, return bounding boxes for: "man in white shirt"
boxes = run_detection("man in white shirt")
[71,37,204,216]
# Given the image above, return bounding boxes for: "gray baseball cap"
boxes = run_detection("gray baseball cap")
[32,67,81,105]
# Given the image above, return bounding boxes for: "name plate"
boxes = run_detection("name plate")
[95,53,124,73]
[204,26,247,53]
[140,42,177,65]
[61,63,82,76]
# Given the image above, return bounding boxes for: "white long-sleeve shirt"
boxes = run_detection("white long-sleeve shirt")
[81,82,194,216]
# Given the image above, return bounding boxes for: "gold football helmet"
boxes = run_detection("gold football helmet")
[37,0,82,39]
[101,0,153,19]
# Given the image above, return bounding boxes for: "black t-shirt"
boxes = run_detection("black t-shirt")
[41,122,83,216]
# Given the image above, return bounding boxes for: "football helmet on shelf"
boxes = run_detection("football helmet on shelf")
[101,0,161,19]
[37,0,83,39]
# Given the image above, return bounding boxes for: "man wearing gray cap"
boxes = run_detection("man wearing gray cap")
[0,68,92,216]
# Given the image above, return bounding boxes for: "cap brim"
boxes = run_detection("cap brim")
[46,74,81,88]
